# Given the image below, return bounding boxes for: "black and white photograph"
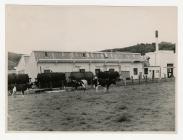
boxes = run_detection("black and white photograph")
[6,5,177,131]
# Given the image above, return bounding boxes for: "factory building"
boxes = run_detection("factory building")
[16,51,144,82]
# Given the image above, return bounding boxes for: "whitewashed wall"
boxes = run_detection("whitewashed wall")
[37,62,143,80]
[146,50,176,78]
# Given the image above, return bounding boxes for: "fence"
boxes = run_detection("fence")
[116,77,175,87]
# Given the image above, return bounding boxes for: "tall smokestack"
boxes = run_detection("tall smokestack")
[155,30,159,52]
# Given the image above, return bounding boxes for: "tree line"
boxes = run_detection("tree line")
[102,42,176,55]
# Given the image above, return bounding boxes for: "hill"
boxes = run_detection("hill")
[8,52,22,70]
[102,42,176,55]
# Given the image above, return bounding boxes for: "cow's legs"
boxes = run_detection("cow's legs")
[106,85,110,92]
[103,87,107,92]
[82,84,86,93]
[95,86,99,92]
[22,90,25,97]
[8,90,12,96]
[106,82,112,92]
[12,91,16,97]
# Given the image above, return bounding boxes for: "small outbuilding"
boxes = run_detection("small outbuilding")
[145,50,176,79]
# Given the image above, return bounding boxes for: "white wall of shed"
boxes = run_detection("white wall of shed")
[146,51,176,78]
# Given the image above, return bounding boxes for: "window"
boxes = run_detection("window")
[133,68,138,75]
[109,68,115,72]
[95,69,100,75]
[45,52,48,57]
[44,69,51,73]
[167,63,173,67]
[144,68,148,74]
[79,69,85,72]
[82,53,86,57]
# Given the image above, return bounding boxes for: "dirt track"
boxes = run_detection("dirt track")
[8,81,175,131]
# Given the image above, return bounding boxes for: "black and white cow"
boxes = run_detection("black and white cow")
[8,83,32,96]
[69,79,88,92]
[93,71,119,92]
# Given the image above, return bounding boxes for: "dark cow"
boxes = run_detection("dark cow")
[8,74,31,96]
[17,83,32,95]
[93,71,119,92]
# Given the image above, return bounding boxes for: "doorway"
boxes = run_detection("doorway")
[152,70,155,79]
[167,63,174,78]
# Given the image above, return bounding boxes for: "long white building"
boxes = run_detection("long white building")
[16,51,144,82]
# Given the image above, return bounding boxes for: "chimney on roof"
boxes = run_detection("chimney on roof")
[154,30,159,66]
[155,30,159,52]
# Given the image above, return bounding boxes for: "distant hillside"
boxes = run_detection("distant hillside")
[102,42,176,55]
[8,52,22,70]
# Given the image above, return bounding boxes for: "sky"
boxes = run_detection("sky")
[6,5,177,54]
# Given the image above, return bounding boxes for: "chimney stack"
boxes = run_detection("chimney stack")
[155,30,159,52]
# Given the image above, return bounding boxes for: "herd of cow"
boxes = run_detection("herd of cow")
[8,71,120,96]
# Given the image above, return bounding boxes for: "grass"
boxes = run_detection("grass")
[8,81,175,131]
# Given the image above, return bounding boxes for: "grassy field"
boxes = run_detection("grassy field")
[7,81,175,131]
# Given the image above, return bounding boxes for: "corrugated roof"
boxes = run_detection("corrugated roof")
[37,58,144,63]
[33,51,143,62]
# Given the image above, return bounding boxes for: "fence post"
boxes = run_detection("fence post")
[138,75,141,84]
[131,76,134,84]
[124,78,126,86]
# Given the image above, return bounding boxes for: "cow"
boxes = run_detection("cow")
[8,74,31,96]
[93,71,120,92]
[8,83,32,96]
[69,79,88,92]
[17,84,32,95]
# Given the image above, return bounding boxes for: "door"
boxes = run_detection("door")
[167,68,173,78]
[152,70,155,79]
[167,63,174,78]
